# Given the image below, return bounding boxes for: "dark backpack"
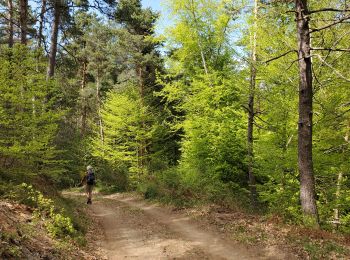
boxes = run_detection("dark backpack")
[86,171,95,185]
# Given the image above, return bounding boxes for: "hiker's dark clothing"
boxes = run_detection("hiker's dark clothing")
[80,171,94,204]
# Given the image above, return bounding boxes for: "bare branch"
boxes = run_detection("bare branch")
[0,13,20,27]
[264,50,297,64]
[315,54,350,82]
[241,105,250,113]
[254,116,277,131]
[311,47,350,52]
[310,14,350,33]
[59,44,78,63]
[285,57,303,70]
[309,8,350,14]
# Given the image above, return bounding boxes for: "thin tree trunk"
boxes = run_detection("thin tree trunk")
[7,0,14,47]
[47,1,61,79]
[295,0,319,226]
[96,74,104,143]
[138,66,145,176]
[189,0,208,75]
[247,0,258,205]
[38,0,47,49]
[332,171,342,231]
[19,0,28,45]
[80,60,88,135]
[333,120,350,231]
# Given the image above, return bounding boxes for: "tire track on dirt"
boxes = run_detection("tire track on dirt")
[88,193,288,260]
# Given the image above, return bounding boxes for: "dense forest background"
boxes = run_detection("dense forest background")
[0,0,349,233]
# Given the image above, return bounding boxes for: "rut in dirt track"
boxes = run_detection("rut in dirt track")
[84,193,289,260]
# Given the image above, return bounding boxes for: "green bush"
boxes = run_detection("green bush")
[6,183,77,239]
[45,210,75,238]
[144,183,159,199]
[139,167,250,209]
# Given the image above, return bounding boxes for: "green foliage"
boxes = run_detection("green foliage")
[8,183,76,239]
[89,0,177,190]
[92,87,148,183]
[45,210,75,238]
[164,0,240,73]
[0,45,64,182]
[155,0,249,209]
[115,0,158,35]
[140,167,250,209]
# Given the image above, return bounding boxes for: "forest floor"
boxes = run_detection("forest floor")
[63,191,341,260]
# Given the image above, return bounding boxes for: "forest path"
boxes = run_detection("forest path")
[66,192,289,260]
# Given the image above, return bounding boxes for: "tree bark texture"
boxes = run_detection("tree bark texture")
[247,0,258,205]
[19,0,28,45]
[47,1,61,78]
[295,0,319,225]
[7,0,14,47]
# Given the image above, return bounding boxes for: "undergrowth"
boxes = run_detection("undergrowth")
[139,167,251,210]
[1,183,87,245]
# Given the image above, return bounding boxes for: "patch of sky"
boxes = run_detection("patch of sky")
[141,0,173,36]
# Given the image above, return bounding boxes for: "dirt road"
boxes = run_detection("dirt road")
[72,193,290,260]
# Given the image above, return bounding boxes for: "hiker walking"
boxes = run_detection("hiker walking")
[80,165,96,204]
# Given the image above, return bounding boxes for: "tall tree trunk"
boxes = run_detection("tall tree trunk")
[96,74,104,143]
[47,1,61,79]
[19,0,28,45]
[7,0,14,47]
[295,0,319,226]
[38,0,47,49]
[80,60,88,135]
[138,66,145,176]
[247,0,258,205]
